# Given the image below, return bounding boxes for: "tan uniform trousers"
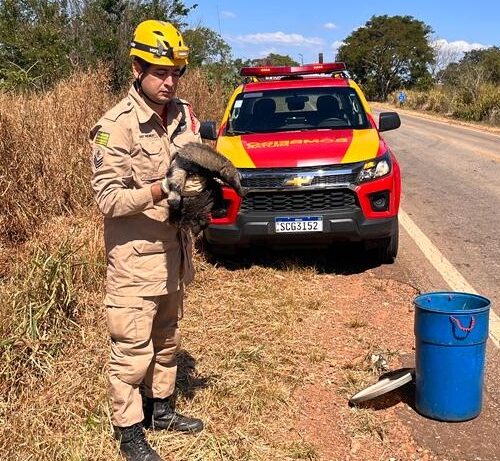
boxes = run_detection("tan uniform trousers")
[106,290,183,427]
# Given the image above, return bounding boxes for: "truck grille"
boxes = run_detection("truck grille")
[242,173,356,188]
[240,189,359,213]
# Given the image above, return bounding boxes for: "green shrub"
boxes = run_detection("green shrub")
[453,82,500,122]
[389,83,500,126]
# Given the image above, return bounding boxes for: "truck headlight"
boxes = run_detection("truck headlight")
[357,154,391,183]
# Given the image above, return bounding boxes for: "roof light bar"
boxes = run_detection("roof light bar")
[240,62,347,77]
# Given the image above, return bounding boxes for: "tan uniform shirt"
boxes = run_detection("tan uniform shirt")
[90,85,201,299]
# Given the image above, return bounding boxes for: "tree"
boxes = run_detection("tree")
[336,15,435,100]
[246,53,299,67]
[182,26,237,92]
[0,0,72,90]
[0,0,199,90]
[459,46,500,84]
[429,38,463,81]
[183,26,231,67]
[439,47,500,87]
[438,46,500,103]
[201,54,300,91]
[135,0,196,25]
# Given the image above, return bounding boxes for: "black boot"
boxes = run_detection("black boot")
[114,423,163,461]
[143,396,204,433]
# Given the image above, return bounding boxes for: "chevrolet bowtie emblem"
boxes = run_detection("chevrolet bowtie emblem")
[283,176,313,187]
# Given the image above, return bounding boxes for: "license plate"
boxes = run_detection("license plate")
[275,216,323,233]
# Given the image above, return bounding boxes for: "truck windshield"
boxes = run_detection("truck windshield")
[226,87,370,134]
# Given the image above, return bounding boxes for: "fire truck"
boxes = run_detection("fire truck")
[201,62,401,262]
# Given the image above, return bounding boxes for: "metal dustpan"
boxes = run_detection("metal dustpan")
[349,368,414,405]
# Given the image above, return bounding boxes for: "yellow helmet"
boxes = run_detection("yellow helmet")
[130,20,189,67]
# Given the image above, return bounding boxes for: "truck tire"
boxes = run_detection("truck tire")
[375,217,399,264]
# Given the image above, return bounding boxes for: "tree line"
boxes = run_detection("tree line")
[1,1,498,105]
[0,0,216,90]
[336,15,499,102]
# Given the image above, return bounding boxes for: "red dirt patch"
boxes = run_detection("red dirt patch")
[290,272,439,461]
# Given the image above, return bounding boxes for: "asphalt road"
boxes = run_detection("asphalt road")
[377,110,500,317]
[373,109,500,461]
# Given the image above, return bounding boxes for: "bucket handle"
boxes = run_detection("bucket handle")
[449,315,476,332]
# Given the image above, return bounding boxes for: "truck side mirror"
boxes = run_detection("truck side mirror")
[200,121,218,140]
[378,112,401,132]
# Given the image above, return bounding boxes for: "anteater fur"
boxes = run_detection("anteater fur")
[166,142,246,234]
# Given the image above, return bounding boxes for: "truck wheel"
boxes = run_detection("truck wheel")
[375,217,399,264]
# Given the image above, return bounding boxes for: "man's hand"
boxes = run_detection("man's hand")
[151,182,167,203]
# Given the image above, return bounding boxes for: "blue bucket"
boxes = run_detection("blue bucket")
[414,292,490,421]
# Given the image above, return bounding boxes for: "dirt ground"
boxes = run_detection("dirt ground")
[285,270,427,461]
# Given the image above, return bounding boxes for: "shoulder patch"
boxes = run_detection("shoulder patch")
[95,131,110,146]
[92,147,104,170]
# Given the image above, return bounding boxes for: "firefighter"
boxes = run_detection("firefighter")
[90,20,204,461]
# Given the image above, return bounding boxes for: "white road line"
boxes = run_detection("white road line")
[399,208,500,348]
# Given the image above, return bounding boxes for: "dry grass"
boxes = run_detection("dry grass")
[0,67,228,246]
[0,228,323,460]
[388,84,500,126]
[0,211,105,399]
[0,69,115,244]
[177,67,231,123]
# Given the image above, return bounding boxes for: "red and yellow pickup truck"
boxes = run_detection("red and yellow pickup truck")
[203,62,401,262]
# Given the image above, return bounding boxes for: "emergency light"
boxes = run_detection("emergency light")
[240,62,347,77]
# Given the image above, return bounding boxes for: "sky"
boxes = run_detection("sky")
[186,0,499,65]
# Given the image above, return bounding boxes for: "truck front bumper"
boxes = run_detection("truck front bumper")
[205,209,398,248]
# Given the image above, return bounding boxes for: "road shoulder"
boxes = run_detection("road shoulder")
[370,101,500,136]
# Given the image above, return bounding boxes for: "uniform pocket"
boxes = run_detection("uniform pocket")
[106,305,140,343]
[106,297,157,344]
[131,240,172,284]
[133,241,170,255]
[139,140,165,180]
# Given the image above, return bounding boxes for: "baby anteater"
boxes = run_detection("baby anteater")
[166,142,246,234]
